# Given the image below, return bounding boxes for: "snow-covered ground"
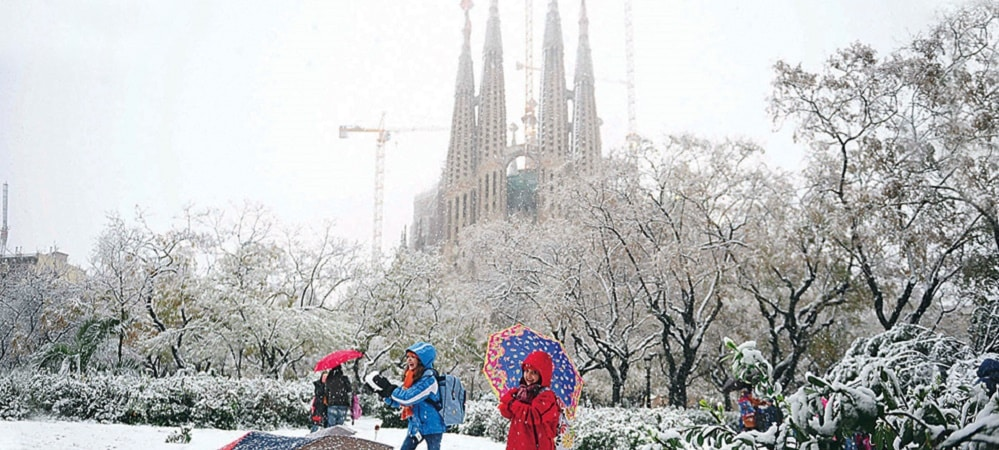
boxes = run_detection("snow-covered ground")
[0,416,507,450]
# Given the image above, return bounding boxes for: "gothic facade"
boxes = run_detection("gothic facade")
[411,0,601,251]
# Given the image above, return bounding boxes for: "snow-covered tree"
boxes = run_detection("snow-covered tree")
[343,246,486,384]
[735,163,858,389]
[87,208,200,373]
[564,136,770,407]
[898,2,999,258]
[194,204,356,379]
[83,204,362,378]
[460,209,659,406]
[0,257,81,370]
[770,15,982,330]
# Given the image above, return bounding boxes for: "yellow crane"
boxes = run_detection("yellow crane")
[339,113,447,261]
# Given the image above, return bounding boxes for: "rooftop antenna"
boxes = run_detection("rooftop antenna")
[1,182,8,257]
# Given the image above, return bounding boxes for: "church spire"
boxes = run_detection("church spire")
[571,0,601,172]
[538,0,569,161]
[443,1,479,242]
[537,0,569,217]
[476,0,508,221]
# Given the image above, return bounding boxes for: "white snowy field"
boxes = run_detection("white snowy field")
[0,416,507,450]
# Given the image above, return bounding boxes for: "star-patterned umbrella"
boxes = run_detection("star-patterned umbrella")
[482,323,583,419]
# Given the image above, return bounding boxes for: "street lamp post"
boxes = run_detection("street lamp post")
[644,353,656,408]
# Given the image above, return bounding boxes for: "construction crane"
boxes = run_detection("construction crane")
[624,0,639,150]
[522,0,537,147]
[339,113,447,261]
[1,182,8,257]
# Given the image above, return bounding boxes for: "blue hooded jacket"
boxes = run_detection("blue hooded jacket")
[384,342,445,436]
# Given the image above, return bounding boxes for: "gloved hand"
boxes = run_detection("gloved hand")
[372,374,397,391]
[365,371,398,393]
[377,386,395,399]
[372,374,398,399]
[513,389,531,403]
[513,384,543,403]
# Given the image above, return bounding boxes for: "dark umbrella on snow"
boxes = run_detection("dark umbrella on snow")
[299,435,392,450]
[220,431,391,450]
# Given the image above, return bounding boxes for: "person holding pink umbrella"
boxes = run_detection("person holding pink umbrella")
[325,365,353,427]
[312,349,363,429]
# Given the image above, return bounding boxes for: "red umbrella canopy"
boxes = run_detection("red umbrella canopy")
[314,349,364,372]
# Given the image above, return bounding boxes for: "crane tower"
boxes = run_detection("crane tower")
[1,182,7,257]
[339,114,446,261]
[522,0,538,147]
[624,0,639,149]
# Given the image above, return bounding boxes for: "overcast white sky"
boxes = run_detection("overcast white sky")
[1,0,959,267]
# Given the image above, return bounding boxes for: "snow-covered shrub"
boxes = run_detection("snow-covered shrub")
[826,324,973,394]
[165,425,192,443]
[804,325,995,448]
[372,401,407,429]
[0,371,311,430]
[0,371,30,420]
[454,399,508,440]
[570,406,690,450]
[647,327,999,449]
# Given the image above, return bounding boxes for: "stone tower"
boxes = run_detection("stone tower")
[441,3,478,244]
[411,0,601,251]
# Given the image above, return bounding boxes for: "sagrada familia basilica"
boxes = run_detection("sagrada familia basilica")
[411,0,602,251]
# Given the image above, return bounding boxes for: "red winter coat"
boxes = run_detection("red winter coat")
[498,351,561,450]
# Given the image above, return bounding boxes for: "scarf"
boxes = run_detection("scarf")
[514,381,544,403]
[400,368,417,421]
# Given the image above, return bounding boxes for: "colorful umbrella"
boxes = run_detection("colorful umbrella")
[314,349,364,372]
[483,323,583,419]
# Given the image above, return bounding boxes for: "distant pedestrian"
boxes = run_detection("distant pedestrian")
[977,358,999,396]
[309,371,329,432]
[325,365,352,427]
[738,388,767,431]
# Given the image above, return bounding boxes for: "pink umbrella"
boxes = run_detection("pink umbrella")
[314,349,364,372]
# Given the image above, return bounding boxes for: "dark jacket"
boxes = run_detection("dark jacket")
[326,367,352,407]
[311,379,329,421]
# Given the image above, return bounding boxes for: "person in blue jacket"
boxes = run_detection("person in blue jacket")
[371,341,445,450]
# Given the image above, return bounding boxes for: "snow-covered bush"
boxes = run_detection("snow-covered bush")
[0,371,30,420]
[567,406,690,450]
[0,371,312,430]
[645,326,999,449]
[164,425,192,443]
[455,399,509,441]
[371,401,407,429]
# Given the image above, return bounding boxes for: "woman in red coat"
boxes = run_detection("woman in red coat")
[498,350,562,450]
